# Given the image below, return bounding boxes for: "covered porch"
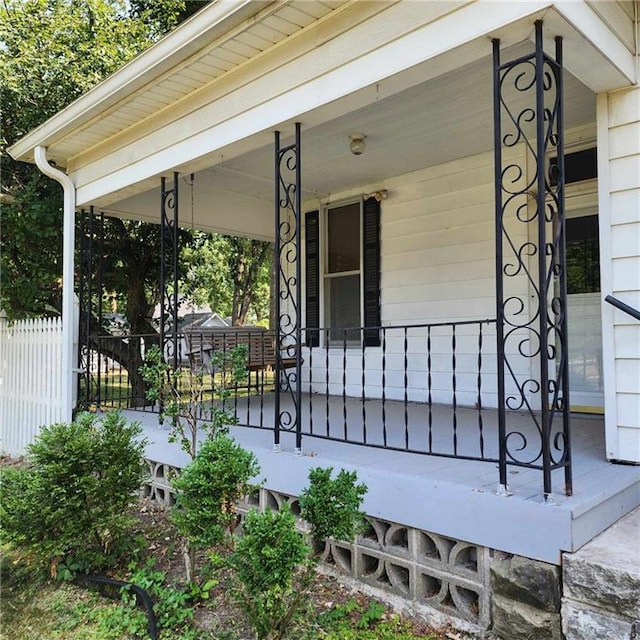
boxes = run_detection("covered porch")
[55,1,638,506]
[8,2,639,634]
[9,0,639,568]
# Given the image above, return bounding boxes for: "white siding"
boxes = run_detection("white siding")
[597,74,640,462]
[299,146,534,409]
[585,0,636,53]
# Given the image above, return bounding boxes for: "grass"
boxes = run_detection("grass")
[80,367,276,412]
[0,549,119,640]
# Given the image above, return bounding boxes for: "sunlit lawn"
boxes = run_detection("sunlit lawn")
[78,367,276,412]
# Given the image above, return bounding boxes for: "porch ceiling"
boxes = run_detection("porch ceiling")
[103,41,596,239]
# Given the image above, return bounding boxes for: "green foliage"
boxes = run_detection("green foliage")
[140,343,248,459]
[231,467,369,639]
[231,505,312,640]
[299,466,368,546]
[171,433,260,550]
[0,0,158,318]
[312,599,436,639]
[77,561,207,639]
[181,232,272,325]
[316,613,433,639]
[0,411,147,575]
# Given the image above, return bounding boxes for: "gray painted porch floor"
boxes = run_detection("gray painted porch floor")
[124,394,640,565]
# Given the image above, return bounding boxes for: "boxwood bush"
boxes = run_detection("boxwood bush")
[0,411,147,577]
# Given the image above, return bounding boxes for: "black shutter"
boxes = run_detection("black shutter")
[304,210,320,347]
[363,197,381,347]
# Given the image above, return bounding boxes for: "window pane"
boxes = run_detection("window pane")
[326,275,360,342]
[327,203,360,273]
[566,215,600,294]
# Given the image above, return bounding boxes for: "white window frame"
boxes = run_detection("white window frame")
[320,197,364,346]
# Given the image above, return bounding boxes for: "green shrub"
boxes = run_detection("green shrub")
[232,467,368,640]
[0,411,147,575]
[299,466,368,547]
[231,505,311,640]
[170,432,260,581]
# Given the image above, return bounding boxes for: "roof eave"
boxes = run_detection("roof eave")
[7,0,268,165]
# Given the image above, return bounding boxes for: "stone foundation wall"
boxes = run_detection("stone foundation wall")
[490,553,562,640]
[561,508,640,640]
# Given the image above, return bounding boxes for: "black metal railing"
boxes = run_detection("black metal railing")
[605,295,640,321]
[300,320,497,461]
[80,319,498,463]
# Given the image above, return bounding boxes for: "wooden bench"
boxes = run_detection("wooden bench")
[184,327,296,377]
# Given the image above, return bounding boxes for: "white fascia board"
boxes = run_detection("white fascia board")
[75,0,554,206]
[6,0,263,164]
[552,1,637,85]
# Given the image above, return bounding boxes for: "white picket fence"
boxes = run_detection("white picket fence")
[0,313,65,456]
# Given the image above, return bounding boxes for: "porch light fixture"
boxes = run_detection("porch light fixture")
[349,133,366,155]
[367,189,388,202]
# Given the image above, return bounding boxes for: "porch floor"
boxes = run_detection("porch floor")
[125,394,640,565]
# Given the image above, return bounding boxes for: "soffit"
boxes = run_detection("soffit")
[101,40,597,236]
[53,0,346,161]
[9,0,350,165]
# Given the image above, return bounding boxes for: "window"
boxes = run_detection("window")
[325,202,361,342]
[549,147,597,186]
[305,197,380,347]
[566,215,600,294]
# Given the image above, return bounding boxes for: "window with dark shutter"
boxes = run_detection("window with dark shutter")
[304,211,320,347]
[305,198,381,348]
[362,197,381,347]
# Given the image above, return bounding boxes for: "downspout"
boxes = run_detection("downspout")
[34,146,75,423]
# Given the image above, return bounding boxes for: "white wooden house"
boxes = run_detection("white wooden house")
[8,2,640,636]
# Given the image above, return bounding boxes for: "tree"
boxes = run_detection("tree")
[1,0,162,319]
[78,217,192,404]
[1,0,267,406]
[0,0,213,320]
[181,233,272,326]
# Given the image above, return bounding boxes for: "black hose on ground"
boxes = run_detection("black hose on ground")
[73,574,158,640]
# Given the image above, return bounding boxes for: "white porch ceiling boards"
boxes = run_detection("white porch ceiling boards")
[104,41,596,238]
[50,1,347,164]
[8,0,352,166]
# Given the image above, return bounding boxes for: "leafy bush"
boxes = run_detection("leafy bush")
[0,411,147,575]
[232,467,368,640]
[231,505,311,640]
[170,432,260,581]
[299,466,368,547]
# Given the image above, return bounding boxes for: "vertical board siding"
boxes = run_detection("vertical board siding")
[0,316,64,456]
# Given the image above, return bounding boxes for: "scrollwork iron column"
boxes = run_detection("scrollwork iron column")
[274,123,302,453]
[160,173,180,373]
[493,22,572,499]
[76,206,105,409]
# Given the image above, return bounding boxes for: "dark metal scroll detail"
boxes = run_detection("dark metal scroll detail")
[76,207,105,409]
[274,124,302,452]
[160,173,180,373]
[493,22,572,498]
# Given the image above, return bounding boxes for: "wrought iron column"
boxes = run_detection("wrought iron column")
[160,173,180,372]
[76,206,105,409]
[274,123,302,453]
[493,22,572,498]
